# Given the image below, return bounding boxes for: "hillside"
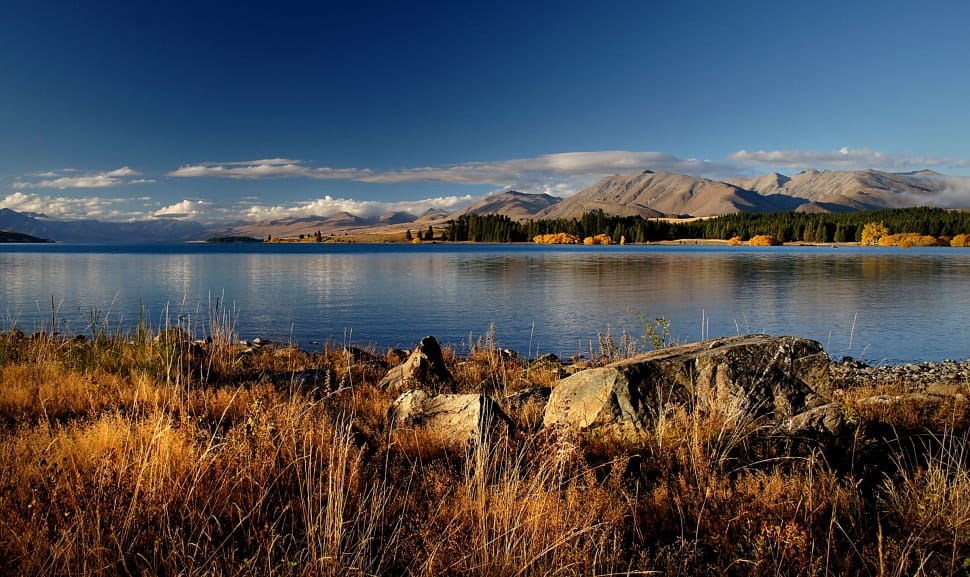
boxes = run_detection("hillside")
[777,168,942,210]
[0,229,50,243]
[536,170,804,219]
[1,168,960,242]
[0,208,207,242]
[726,172,791,195]
[451,190,562,221]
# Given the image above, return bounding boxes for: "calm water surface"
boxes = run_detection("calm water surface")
[2,243,969,364]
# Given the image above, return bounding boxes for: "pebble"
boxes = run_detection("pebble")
[832,356,970,389]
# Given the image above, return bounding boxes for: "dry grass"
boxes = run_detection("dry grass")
[2,325,970,576]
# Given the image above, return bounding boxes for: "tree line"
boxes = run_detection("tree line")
[443,207,970,244]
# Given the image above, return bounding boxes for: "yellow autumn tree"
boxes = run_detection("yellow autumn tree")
[860,222,890,245]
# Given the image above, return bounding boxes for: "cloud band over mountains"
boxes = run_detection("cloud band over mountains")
[5,148,970,221]
[168,152,728,186]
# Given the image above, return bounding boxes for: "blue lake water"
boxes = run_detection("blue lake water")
[2,242,969,365]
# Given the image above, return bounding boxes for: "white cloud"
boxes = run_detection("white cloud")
[241,194,474,221]
[152,199,214,219]
[169,158,373,180]
[728,147,964,173]
[10,149,970,225]
[926,176,970,209]
[0,192,144,220]
[15,167,153,189]
[167,151,735,197]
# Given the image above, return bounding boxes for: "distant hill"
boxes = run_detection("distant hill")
[774,169,942,210]
[378,211,419,225]
[451,190,562,221]
[2,168,959,242]
[535,168,955,220]
[536,170,803,219]
[0,208,207,242]
[0,229,50,243]
[726,172,791,195]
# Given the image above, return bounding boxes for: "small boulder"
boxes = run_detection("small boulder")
[379,336,454,393]
[782,402,847,439]
[387,389,514,446]
[385,348,409,366]
[543,335,832,441]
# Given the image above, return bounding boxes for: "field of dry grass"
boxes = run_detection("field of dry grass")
[1,320,969,576]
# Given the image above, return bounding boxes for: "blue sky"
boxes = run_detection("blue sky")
[3,0,970,222]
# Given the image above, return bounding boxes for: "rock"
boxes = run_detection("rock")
[534,353,562,365]
[503,387,554,433]
[504,387,552,411]
[387,389,514,446]
[830,357,970,390]
[342,346,380,364]
[379,336,454,393]
[782,403,846,439]
[542,335,832,441]
[385,348,409,366]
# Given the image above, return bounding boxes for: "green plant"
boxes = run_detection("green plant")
[631,309,675,350]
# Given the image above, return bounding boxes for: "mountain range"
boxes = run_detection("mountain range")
[0,168,962,242]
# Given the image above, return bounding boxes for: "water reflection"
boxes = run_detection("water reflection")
[1,244,968,363]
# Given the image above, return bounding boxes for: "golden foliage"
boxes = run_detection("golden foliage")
[951,233,970,247]
[727,235,743,246]
[860,221,890,245]
[532,232,580,244]
[582,233,612,245]
[878,233,946,248]
[748,234,782,246]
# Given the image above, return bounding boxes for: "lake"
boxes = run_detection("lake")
[1,242,969,365]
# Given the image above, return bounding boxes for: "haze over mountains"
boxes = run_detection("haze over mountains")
[1,168,964,242]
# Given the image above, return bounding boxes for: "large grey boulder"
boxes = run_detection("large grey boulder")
[387,389,514,446]
[542,335,832,440]
[379,336,454,393]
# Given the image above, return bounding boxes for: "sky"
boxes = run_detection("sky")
[2,0,970,223]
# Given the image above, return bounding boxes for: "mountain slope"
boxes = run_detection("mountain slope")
[1,168,957,242]
[0,229,50,243]
[777,169,942,210]
[536,170,803,219]
[451,190,562,221]
[0,208,207,242]
[726,172,791,195]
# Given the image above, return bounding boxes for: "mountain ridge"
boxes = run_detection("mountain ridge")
[1,168,962,241]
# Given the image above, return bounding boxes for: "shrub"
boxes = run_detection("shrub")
[533,232,580,244]
[748,234,782,246]
[582,234,612,245]
[878,233,946,247]
[952,234,970,247]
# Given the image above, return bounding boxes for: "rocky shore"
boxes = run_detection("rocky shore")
[258,332,967,450]
[831,355,970,389]
[4,328,969,576]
